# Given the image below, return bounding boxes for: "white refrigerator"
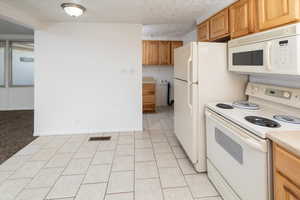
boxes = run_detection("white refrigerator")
[174,42,248,172]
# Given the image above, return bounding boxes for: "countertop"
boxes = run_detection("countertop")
[143,77,156,84]
[267,131,300,157]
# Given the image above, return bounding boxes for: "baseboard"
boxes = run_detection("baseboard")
[0,108,34,111]
[34,128,143,137]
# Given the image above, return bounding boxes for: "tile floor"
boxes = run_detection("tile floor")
[0,107,221,200]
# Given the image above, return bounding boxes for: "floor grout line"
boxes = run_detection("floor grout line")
[71,137,101,200]
[42,136,89,200]
[102,132,119,199]
[149,125,166,200]
[13,136,78,200]
[5,136,76,199]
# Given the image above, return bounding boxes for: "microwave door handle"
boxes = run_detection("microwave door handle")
[187,56,193,112]
[266,42,272,71]
[206,111,267,153]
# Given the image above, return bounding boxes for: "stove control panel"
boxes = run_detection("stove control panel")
[246,83,300,108]
[265,88,292,99]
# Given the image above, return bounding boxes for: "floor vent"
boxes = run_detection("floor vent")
[89,136,111,141]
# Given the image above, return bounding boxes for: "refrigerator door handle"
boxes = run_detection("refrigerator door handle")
[187,56,193,113]
[187,56,192,83]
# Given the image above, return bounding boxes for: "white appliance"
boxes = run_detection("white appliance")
[228,23,300,75]
[173,42,248,172]
[205,82,300,200]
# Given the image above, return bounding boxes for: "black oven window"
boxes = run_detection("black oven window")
[233,50,263,66]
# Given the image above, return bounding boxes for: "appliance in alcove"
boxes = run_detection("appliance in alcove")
[167,82,174,106]
[173,42,247,172]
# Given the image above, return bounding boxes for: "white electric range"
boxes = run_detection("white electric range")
[205,82,300,200]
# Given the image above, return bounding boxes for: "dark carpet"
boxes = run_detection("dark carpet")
[0,110,37,164]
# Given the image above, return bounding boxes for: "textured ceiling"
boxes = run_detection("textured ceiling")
[1,0,237,37]
[1,0,236,24]
[143,24,195,37]
[0,18,33,34]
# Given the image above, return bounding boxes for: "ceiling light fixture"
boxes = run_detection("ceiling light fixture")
[61,3,86,17]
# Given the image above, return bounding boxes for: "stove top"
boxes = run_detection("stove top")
[274,115,300,124]
[206,101,300,139]
[245,116,281,128]
[233,101,260,110]
[216,103,234,109]
[206,83,300,138]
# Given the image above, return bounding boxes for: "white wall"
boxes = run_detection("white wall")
[0,34,34,111]
[182,29,197,44]
[142,36,183,41]
[0,88,34,110]
[35,23,142,136]
[250,75,300,88]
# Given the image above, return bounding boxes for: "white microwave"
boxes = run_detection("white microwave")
[228,23,300,75]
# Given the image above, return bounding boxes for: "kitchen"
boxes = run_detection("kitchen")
[142,1,300,200]
[1,0,300,200]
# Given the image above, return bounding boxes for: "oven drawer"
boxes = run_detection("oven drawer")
[207,160,240,200]
[205,109,269,200]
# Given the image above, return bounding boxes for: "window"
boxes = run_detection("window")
[0,41,4,86]
[11,41,34,86]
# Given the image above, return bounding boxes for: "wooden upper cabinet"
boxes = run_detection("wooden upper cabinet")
[230,0,256,38]
[258,0,300,31]
[158,41,171,65]
[171,41,183,65]
[210,8,230,40]
[143,41,159,65]
[197,20,210,41]
[143,40,182,66]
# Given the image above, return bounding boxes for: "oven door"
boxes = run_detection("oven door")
[228,41,268,74]
[205,109,269,200]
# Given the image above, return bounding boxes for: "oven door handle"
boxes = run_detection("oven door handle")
[266,41,273,71]
[187,56,193,113]
[206,110,267,153]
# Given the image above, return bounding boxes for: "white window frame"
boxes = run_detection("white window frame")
[9,40,34,87]
[0,40,6,87]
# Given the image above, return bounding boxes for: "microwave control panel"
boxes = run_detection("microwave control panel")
[277,40,289,65]
[271,35,299,72]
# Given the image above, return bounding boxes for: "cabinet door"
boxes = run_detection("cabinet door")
[143,41,159,65]
[230,0,255,38]
[171,41,183,65]
[274,144,300,187]
[197,20,210,41]
[143,83,155,112]
[158,41,171,65]
[210,8,230,40]
[275,172,300,200]
[143,84,155,95]
[258,0,300,30]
